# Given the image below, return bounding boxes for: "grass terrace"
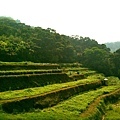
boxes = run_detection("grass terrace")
[0,62,60,70]
[0,86,119,120]
[0,69,62,75]
[104,101,120,120]
[0,74,103,101]
[0,62,119,120]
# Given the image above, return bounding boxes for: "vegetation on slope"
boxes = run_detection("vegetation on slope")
[0,62,119,119]
[104,101,120,120]
[0,74,102,100]
[105,41,120,52]
[0,17,120,78]
[0,86,119,120]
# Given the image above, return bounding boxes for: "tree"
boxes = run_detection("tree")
[80,47,113,76]
[111,49,120,78]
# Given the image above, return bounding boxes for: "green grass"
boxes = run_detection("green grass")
[104,101,120,120]
[107,76,120,85]
[0,62,58,65]
[0,69,62,75]
[0,62,60,71]
[0,74,118,101]
[65,67,96,77]
[0,74,103,101]
[0,62,119,120]
[0,86,119,120]
[65,67,88,71]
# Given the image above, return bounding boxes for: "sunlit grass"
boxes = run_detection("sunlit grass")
[0,69,62,75]
[1,74,119,101]
[107,76,120,85]
[0,64,120,120]
[104,101,120,120]
[66,67,96,76]
[0,86,119,120]
[0,75,102,100]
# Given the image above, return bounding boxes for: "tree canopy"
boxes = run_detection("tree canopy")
[0,17,120,78]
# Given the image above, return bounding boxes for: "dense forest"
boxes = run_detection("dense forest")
[0,17,120,78]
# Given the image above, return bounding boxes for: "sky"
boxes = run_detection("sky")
[0,0,120,44]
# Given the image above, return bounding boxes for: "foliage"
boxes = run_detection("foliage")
[0,86,119,119]
[0,17,120,78]
[80,47,119,77]
[111,49,120,78]
[0,17,109,63]
[104,101,120,120]
[0,74,102,100]
[1,80,102,113]
[0,73,69,92]
[0,62,60,70]
[107,76,120,85]
[0,61,119,119]
[80,47,111,74]
[0,17,77,63]
[0,69,62,75]
[80,88,120,120]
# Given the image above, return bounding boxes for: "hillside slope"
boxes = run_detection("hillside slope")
[105,41,120,52]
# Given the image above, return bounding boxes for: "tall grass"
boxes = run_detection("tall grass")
[0,86,119,120]
[104,101,120,120]
[107,76,120,85]
[0,74,102,100]
[1,74,118,101]
[0,69,62,75]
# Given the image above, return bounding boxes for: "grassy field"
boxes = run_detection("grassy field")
[104,101,120,120]
[0,69,62,75]
[65,67,96,76]
[0,86,119,120]
[0,62,60,71]
[0,74,103,101]
[0,62,120,120]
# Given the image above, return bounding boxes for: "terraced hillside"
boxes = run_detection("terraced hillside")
[0,62,120,120]
[104,100,120,120]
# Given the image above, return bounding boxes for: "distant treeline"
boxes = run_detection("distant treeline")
[105,42,120,52]
[0,17,120,78]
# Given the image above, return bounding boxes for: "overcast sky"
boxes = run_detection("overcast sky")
[1,0,120,44]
